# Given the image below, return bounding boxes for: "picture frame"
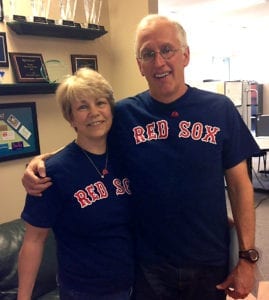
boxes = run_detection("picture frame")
[9,52,49,83]
[0,0,3,22]
[0,102,40,162]
[0,32,8,67]
[71,54,98,73]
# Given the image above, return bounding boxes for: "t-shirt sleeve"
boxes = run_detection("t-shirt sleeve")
[222,101,261,170]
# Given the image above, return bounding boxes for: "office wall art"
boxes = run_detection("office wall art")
[9,52,49,83]
[0,0,3,22]
[0,32,8,67]
[71,54,98,73]
[0,102,40,162]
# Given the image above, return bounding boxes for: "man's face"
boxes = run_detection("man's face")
[136,20,190,103]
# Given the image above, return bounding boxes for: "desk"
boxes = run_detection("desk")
[255,136,269,151]
[255,136,269,175]
[253,136,269,193]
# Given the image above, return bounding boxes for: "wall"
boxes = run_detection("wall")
[106,0,149,100]
[0,0,153,223]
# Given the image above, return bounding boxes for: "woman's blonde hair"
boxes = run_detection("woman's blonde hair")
[56,68,114,122]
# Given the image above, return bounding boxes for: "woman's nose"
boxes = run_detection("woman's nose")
[88,105,99,116]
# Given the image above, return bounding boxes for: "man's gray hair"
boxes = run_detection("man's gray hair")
[134,14,188,57]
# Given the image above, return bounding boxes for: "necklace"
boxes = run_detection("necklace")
[80,147,109,178]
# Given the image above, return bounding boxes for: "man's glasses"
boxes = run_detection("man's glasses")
[138,46,180,63]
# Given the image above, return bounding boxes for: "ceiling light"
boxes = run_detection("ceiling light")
[209,0,267,12]
[166,0,267,16]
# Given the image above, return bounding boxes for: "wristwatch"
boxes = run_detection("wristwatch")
[239,249,259,263]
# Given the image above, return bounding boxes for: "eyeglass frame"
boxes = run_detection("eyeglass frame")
[137,46,186,63]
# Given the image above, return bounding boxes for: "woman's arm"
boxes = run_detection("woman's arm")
[17,223,49,300]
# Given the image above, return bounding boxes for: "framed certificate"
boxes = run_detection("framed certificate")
[9,52,49,83]
[0,32,8,67]
[0,102,40,162]
[0,0,3,22]
[71,54,98,73]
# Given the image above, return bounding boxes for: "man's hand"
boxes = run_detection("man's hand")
[22,154,52,197]
[216,259,256,299]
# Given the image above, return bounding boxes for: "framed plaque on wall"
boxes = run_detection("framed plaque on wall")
[71,54,98,73]
[9,52,49,83]
[0,0,3,22]
[0,32,8,67]
[0,102,40,162]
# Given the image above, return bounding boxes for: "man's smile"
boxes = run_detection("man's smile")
[155,71,171,79]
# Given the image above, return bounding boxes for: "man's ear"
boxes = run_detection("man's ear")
[183,46,190,67]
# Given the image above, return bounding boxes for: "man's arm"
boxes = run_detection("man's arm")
[217,160,257,299]
[17,223,49,300]
[22,148,63,196]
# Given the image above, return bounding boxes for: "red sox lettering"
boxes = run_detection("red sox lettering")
[74,177,131,208]
[133,120,169,144]
[133,120,220,145]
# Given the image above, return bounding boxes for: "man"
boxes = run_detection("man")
[23,15,260,300]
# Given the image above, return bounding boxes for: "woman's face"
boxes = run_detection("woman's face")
[70,96,113,144]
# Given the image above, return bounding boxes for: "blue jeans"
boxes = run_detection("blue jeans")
[133,262,227,300]
[59,287,133,300]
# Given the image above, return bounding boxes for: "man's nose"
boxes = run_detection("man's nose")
[154,51,166,65]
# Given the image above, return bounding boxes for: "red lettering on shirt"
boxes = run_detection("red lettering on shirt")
[157,120,169,139]
[178,121,220,144]
[146,122,157,140]
[133,120,220,144]
[113,178,132,195]
[133,120,169,144]
[191,122,203,140]
[85,184,100,203]
[74,178,131,208]
[122,178,131,195]
[201,125,220,144]
[94,181,109,199]
[133,126,147,144]
[178,120,191,138]
[74,190,92,208]
[114,178,126,195]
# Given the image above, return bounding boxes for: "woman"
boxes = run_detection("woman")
[18,68,134,300]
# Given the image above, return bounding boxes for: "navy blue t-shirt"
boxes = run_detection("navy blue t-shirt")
[21,141,134,295]
[110,86,260,267]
